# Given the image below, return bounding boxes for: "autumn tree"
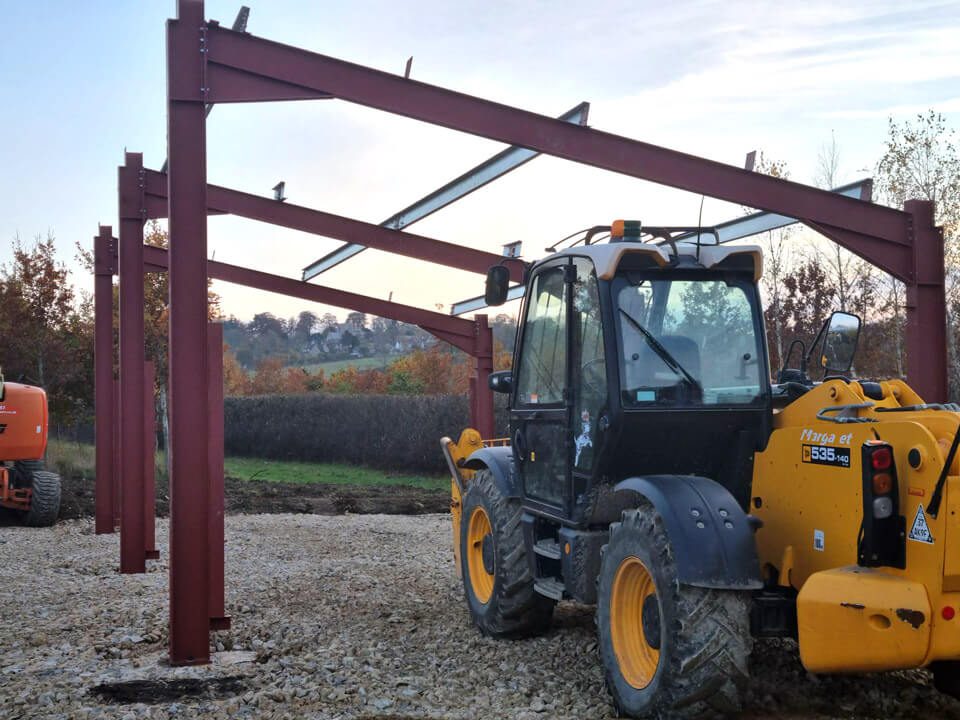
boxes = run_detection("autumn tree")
[223,348,250,396]
[877,110,960,398]
[811,133,878,317]
[0,233,95,425]
[749,153,797,370]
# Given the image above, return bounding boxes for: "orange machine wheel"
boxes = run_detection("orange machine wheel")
[610,556,661,689]
[466,505,495,604]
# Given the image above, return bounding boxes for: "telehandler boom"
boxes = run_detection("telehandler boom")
[443,221,960,718]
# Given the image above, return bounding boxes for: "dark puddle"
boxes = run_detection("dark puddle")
[90,676,246,704]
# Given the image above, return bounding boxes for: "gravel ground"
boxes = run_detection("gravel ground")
[3,514,960,720]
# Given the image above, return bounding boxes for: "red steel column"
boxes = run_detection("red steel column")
[904,199,948,402]
[167,0,212,665]
[208,323,230,631]
[144,361,159,560]
[94,227,115,534]
[119,153,146,574]
[113,380,121,529]
[473,314,495,439]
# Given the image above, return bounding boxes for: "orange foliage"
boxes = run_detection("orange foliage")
[223,347,250,396]
[390,346,471,395]
[249,357,286,395]
[327,366,391,394]
[228,344,480,397]
[494,340,513,372]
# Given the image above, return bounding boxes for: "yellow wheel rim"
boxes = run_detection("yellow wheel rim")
[466,506,494,603]
[610,556,660,689]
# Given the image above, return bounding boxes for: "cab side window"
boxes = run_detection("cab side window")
[515,267,567,405]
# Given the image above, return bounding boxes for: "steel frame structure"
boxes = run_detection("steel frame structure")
[95,0,947,665]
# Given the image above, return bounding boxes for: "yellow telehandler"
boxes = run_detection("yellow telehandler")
[442,221,960,717]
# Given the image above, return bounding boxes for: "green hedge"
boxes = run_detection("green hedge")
[224,393,509,474]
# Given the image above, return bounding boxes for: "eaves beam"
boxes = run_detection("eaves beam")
[141,168,524,283]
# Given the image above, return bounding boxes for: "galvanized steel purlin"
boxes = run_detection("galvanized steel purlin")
[301,102,591,281]
[449,180,886,315]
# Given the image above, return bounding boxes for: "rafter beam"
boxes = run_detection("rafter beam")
[142,169,524,283]
[141,244,477,353]
[204,23,912,254]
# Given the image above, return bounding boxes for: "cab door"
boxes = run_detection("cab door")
[511,262,571,512]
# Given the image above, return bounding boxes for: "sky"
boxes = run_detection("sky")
[1,0,958,323]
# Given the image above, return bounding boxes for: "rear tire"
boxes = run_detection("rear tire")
[14,461,60,527]
[596,503,752,718]
[460,469,554,638]
[932,661,960,699]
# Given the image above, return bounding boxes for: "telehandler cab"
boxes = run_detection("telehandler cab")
[442,221,960,718]
[0,370,61,527]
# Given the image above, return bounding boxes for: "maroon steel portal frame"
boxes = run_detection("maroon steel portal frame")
[97,0,947,665]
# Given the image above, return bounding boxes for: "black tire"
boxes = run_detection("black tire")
[13,461,61,527]
[459,469,554,638]
[932,661,960,699]
[596,503,752,718]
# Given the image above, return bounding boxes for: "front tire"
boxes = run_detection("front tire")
[597,503,752,718]
[459,469,553,638]
[14,461,61,527]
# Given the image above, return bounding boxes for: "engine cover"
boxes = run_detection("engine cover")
[0,382,49,460]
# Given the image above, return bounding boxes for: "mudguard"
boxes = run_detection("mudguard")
[614,475,763,590]
[463,447,519,499]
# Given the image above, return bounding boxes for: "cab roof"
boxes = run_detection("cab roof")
[540,241,764,282]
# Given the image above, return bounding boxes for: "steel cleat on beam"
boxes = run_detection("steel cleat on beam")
[301,102,590,281]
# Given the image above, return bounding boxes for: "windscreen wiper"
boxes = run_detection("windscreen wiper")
[618,309,702,392]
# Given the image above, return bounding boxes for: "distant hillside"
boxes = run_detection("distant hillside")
[223,310,517,370]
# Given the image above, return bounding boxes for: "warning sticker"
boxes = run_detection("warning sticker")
[813,529,825,552]
[909,504,934,544]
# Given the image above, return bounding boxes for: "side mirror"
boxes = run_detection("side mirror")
[484,266,510,307]
[821,311,861,373]
[488,370,512,394]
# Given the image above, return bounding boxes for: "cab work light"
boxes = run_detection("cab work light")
[858,440,905,569]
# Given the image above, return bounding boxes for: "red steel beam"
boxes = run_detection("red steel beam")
[167,0,211,665]
[208,322,230,632]
[94,226,115,535]
[473,314,494,439]
[144,361,159,560]
[198,21,952,398]
[203,23,913,255]
[119,152,147,574]
[141,169,525,283]
[904,200,948,401]
[142,244,477,353]
[113,379,120,529]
